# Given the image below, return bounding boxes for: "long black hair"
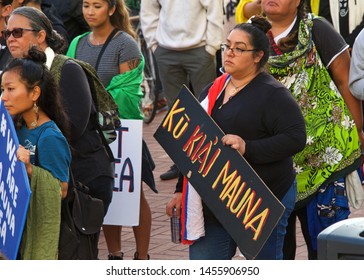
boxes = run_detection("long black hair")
[1,46,70,140]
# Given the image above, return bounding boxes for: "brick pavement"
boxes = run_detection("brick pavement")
[97,110,364,260]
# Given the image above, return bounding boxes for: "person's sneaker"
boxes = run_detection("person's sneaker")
[160,164,179,180]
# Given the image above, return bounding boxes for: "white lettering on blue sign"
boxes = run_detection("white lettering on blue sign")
[1,113,6,137]
[6,128,17,173]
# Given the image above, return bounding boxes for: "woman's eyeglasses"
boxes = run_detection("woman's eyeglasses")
[221,43,257,56]
[2,28,36,40]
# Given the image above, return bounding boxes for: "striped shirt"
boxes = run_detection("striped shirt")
[75,31,142,87]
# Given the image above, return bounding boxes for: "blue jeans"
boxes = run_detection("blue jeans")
[189,179,297,260]
[189,222,237,260]
[255,179,297,259]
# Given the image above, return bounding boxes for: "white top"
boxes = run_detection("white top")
[140,0,224,56]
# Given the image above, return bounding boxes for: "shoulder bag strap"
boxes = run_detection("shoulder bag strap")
[92,28,118,162]
[95,28,119,71]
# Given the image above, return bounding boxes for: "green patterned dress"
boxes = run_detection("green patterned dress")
[267,14,361,205]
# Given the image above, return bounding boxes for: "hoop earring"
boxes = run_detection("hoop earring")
[30,102,39,128]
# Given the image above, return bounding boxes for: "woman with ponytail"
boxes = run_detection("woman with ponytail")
[1,47,71,259]
[166,15,306,260]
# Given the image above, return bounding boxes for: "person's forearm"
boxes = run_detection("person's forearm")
[330,50,364,145]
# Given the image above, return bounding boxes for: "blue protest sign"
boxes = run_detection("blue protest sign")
[0,102,31,260]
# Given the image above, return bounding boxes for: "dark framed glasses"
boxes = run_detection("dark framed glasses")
[2,28,36,40]
[221,43,257,57]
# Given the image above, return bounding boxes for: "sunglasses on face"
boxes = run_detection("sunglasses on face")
[2,28,36,40]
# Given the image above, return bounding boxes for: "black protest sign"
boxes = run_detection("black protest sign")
[154,85,285,259]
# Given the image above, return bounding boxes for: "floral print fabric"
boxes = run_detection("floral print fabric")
[267,14,361,202]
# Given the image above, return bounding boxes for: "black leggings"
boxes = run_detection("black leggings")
[283,205,317,260]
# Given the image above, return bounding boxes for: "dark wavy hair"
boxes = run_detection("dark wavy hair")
[106,0,136,39]
[1,46,70,140]
[10,6,68,54]
[232,15,272,69]
[277,0,308,52]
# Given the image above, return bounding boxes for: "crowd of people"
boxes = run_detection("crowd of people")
[0,0,364,260]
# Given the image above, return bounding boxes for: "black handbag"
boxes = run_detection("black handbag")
[58,173,104,260]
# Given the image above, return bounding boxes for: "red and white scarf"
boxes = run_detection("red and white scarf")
[180,73,230,244]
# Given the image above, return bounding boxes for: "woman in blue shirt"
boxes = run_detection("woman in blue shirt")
[1,47,71,259]
[1,46,71,193]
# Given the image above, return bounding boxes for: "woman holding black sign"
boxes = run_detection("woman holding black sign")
[166,15,306,260]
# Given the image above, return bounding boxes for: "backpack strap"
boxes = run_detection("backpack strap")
[92,114,115,162]
[49,54,69,85]
[95,28,119,71]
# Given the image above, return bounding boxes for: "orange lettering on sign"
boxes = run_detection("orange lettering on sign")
[183,127,221,176]
[215,161,269,241]
[162,99,186,133]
